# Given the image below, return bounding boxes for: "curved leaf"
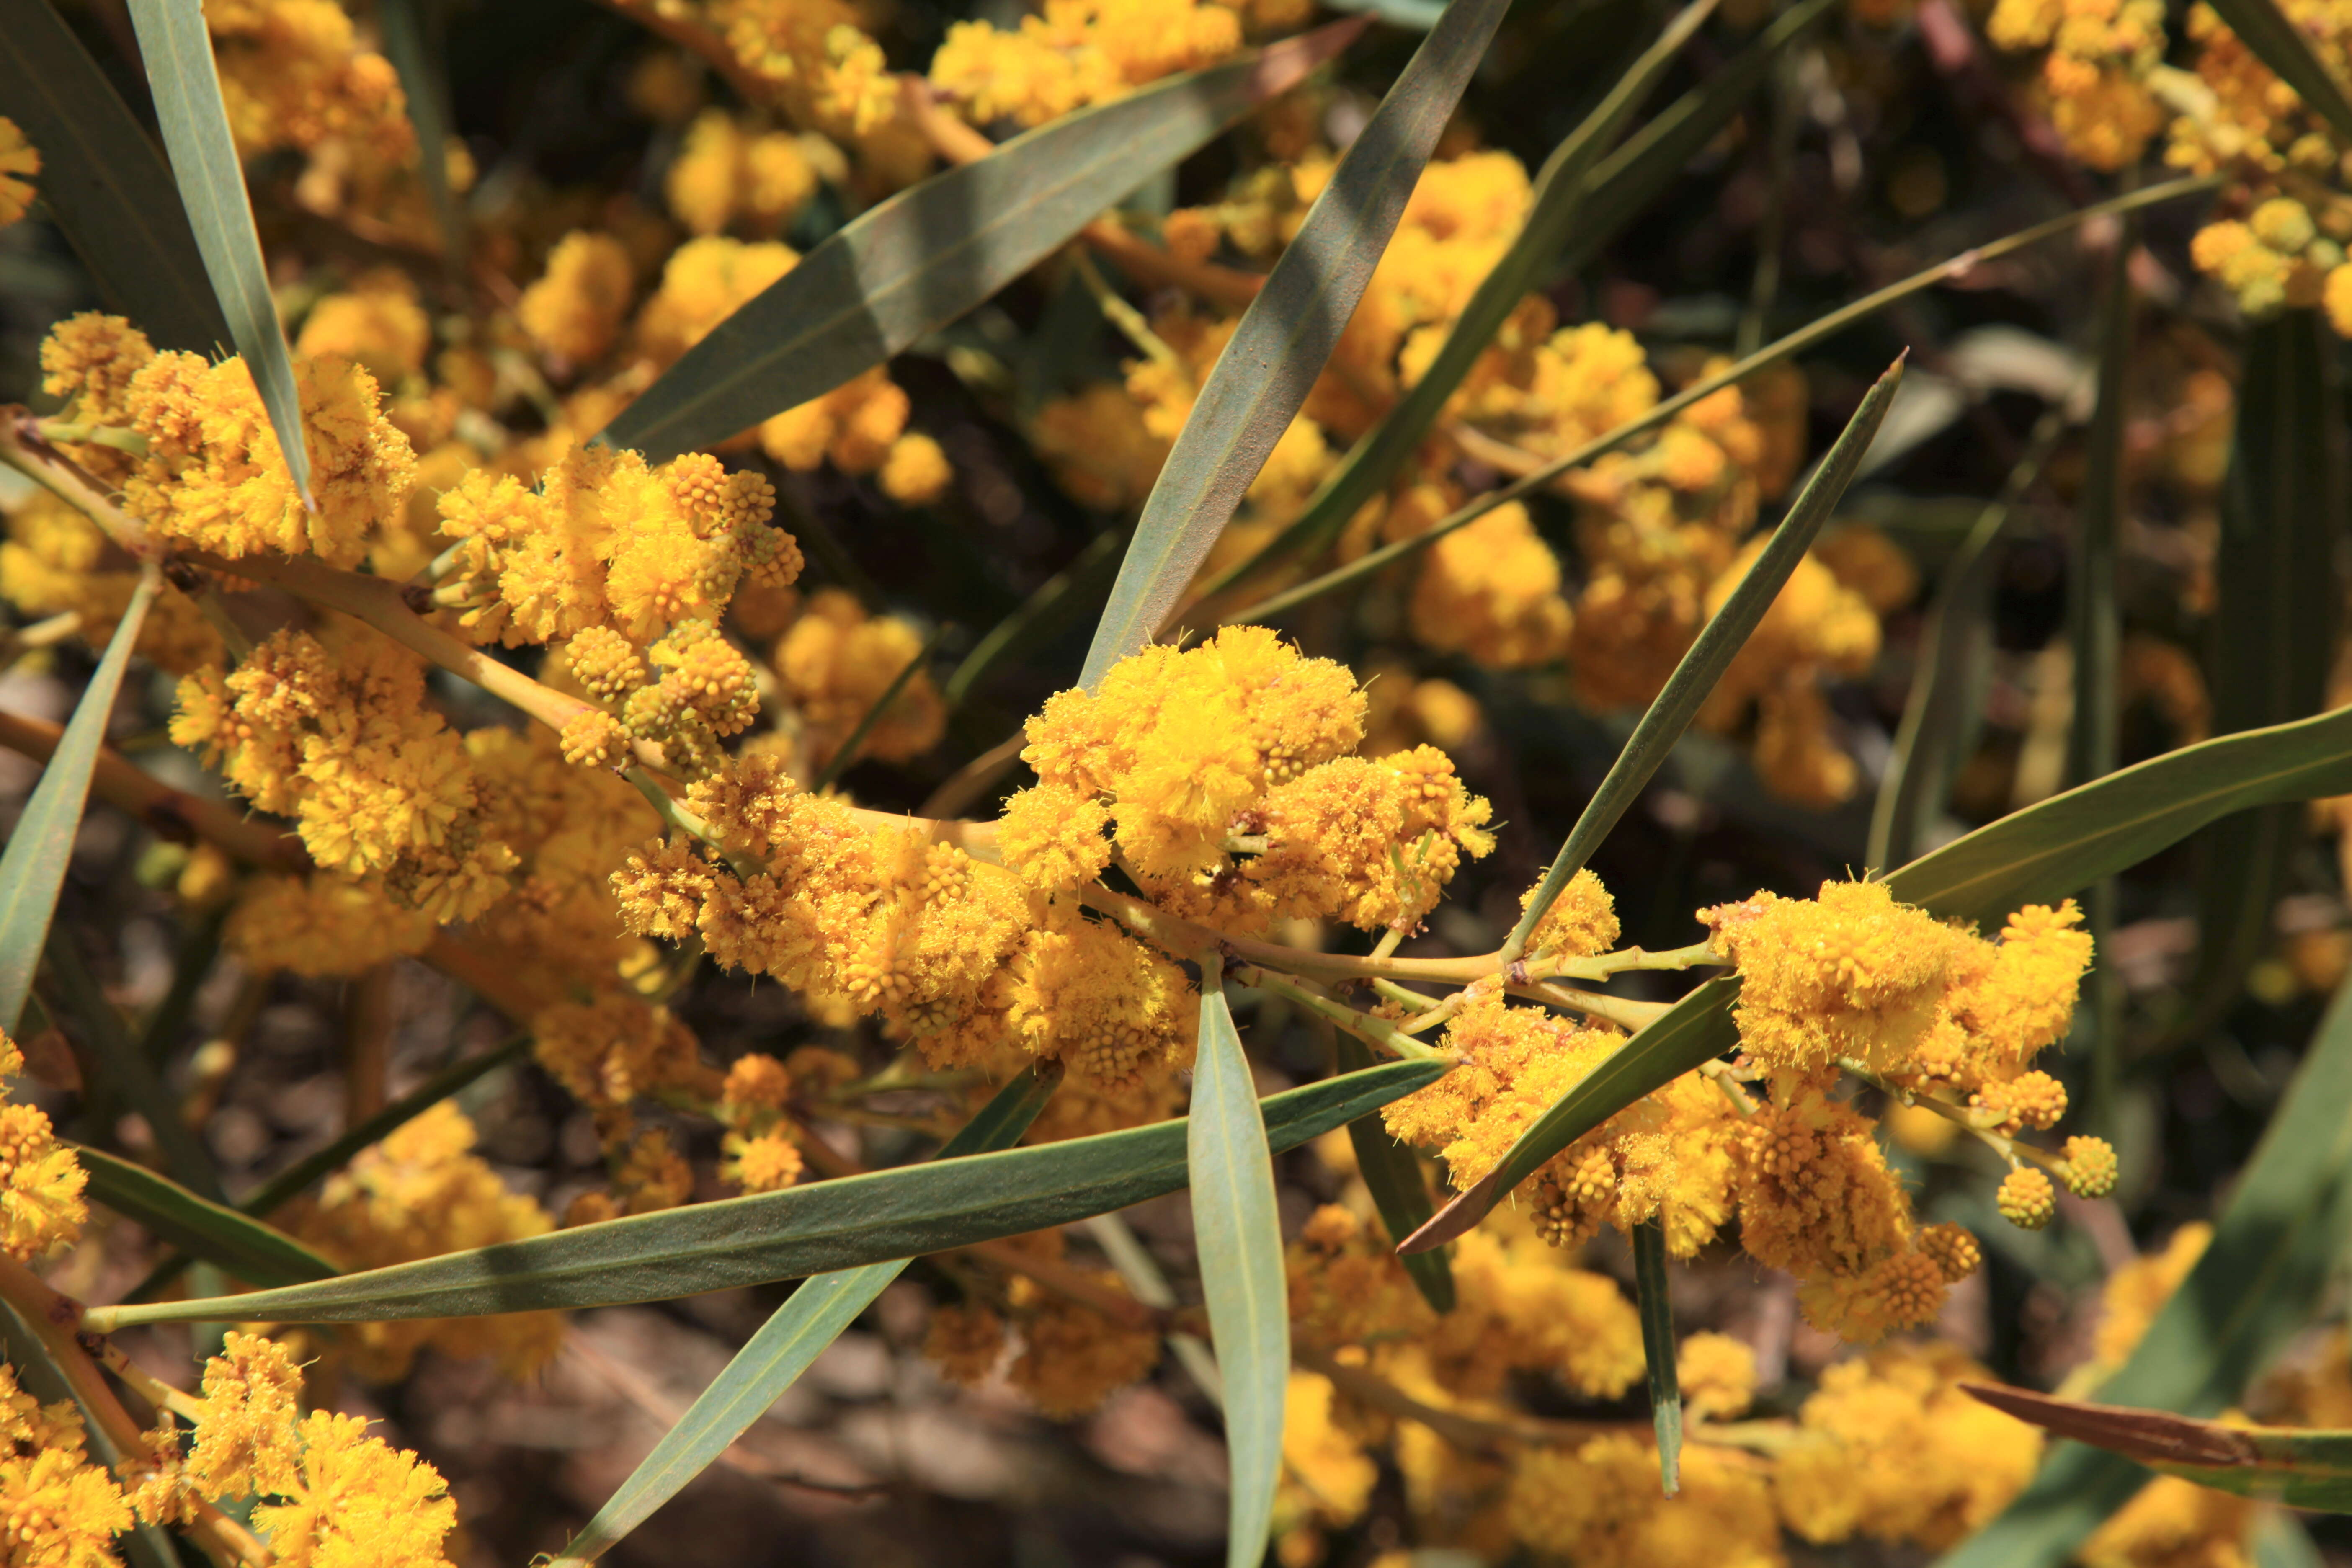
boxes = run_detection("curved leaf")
[1078,0,1512,688]
[1199,0,1727,597]
[1336,1033,1452,1311]
[89,1057,1447,1330]
[0,0,229,352]
[1505,356,1905,957]
[375,0,462,259]
[1192,964,1287,1568]
[1937,975,2352,1566]
[72,1146,336,1287]
[0,566,155,1034]
[125,0,314,506]
[553,1069,1058,1565]
[603,24,1362,463]
[1964,1385,2352,1513]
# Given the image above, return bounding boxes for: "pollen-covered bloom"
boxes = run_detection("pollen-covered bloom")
[0,1031,88,1261]
[0,1362,133,1568]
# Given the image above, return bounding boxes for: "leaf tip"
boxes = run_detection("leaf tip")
[1398,1171,1496,1253]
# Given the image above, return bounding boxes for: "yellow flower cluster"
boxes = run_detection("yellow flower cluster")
[171,626,518,921]
[771,588,947,768]
[0,117,37,230]
[1034,143,1869,802]
[294,269,433,389]
[518,231,638,365]
[0,1032,88,1262]
[1287,1204,1646,1402]
[1986,0,2167,169]
[711,1048,840,1192]
[713,0,901,142]
[666,108,821,237]
[0,490,222,675]
[1774,1342,2045,1549]
[1507,1433,1781,1568]
[287,1102,562,1380]
[206,0,460,242]
[39,316,416,569]
[922,1230,1161,1416]
[928,0,1248,127]
[0,1362,132,1568]
[1016,626,1494,932]
[1382,876,2097,1340]
[437,444,793,651]
[129,1333,460,1568]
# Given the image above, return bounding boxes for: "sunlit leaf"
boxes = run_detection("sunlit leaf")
[125,0,315,506]
[1078,0,1512,687]
[1192,965,1288,1568]
[0,0,228,351]
[89,1058,1447,1330]
[603,23,1362,463]
[552,1069,1058,1565]
[0,567,156,1035]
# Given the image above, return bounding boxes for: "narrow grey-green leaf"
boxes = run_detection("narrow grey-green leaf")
[1633,1219,1681,1497]
[1504,356,1906,960]
[1885,702,2352,926]
[1203,0,1832,601]
[1964,1385,2352,1514]
[1078,0,1511,689]
[0,565,155,1035]
[1336,1031,1452,1310]
[602,23,1361,463]
[1404,978,1738,1251]
[0,0,229,352]
[375,0,462,260]
[2173,310,2341,1046]
[1936,974,2352,1568]
[1192,959,1287,1568]
[88,1057,1447,1330]
[2200,0,2352,149]
[72,1145,336,1287]
[1199,0,1719,599]
[44,927,222,1201]
[125,0,315,507]
[554,1069,1057,1565]
[1416,694,2352,1245]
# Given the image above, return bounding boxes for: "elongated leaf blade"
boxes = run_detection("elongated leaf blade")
[1078,0,1511,688]
[603,24,1360,462]
[1405,979,1738,1250]
[2201,0,2352,149]
[1506,356,1905,957]
[1633,1219,1681,1496]
[124,0,314,506]
[1886,703,2352,925]
[1205,0,1831,600]
[94,1058,1446,1329]
[555,1070,1057,1565]
[1335,1032,1451,1310]
[1964,1385,2352,1513]
[73,1146,336,1287]
[2175,311,2342,1042]
[1937,975,2352,1566]
[1191,969,1287,1568]
[1208,0,1719,594]
[0,567,155,1034]
[0,1,228,351]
